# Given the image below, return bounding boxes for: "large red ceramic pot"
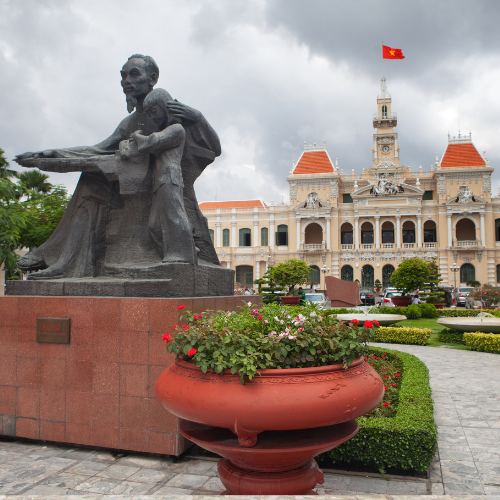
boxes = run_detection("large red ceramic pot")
[391,296,412,307]
[155,357,384,447]
[281,296,301,305]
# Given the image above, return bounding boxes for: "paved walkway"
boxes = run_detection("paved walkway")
[373,343,500,496]
[0,344,498,497]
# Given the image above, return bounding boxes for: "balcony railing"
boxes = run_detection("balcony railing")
[373,112,397,120]
[341,244,353,250]
[403,243,415,249]
[303,244,323,250]
[362,244,373,249]
[382,244,394,249]
[425,242,437,248]
[456,240,478,248]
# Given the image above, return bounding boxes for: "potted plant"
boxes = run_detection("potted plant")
[374,279,382,293]
[468,284,500,309]
[253,267,283,304]
[269,258,311,305]
[155,302,384,446]
[388,257,432,306]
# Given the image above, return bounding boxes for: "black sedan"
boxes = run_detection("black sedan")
[359,288,375,305]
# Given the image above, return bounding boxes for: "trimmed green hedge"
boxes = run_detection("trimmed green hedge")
[464,332,500,353]
[437,328,465,345]
[326,347,437,473]
[437,309,491,317]
[373,327,431,346]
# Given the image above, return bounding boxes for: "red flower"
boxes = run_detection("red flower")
[183,327,189,331]
[364,357,368,362]
[172,324,179,328]
[193,315,198,320]
[395,373,401,377]
[188,348,197,357]
[391,383,397,387]
[178,305,186,310]
[385,375,389,378]
[384,385,388,389]
[364,320,373,328]
[384,402,390,407]
[373,320,380,327]
[162,333,171,342]
[258,315,263,320]
[350,319,359,324]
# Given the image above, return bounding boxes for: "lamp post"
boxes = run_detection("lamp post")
[450,262,460,291]
[321,266,330,291]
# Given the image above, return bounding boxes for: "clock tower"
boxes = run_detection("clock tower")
[371,77,400,168]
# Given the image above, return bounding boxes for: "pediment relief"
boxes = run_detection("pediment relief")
[351,183,424,198]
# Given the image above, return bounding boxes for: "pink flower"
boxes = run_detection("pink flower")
[258,315,263,320]
[188,348,197,357]
[298,327,304,332]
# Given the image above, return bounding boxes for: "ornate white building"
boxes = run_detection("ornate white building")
[200,78,499,290]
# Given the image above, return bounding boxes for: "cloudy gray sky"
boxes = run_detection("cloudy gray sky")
[2,0,500,203]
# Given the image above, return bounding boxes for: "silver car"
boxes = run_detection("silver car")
[454,287,473,307]
[378,289,403,308]
[304,293,330,309]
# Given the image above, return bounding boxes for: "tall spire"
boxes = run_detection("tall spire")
[381,76,387,93]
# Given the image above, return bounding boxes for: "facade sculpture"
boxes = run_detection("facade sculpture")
[10,54,233,297]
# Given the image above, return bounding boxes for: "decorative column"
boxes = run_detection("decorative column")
[296,218,301,249]
[375,217,380,249]
[231,221,237,247]
[354,217,359,250]
[447,214,452,248]
[253,221,259,247]
[326,217,331,250]
[396,216,401,249]
[480,213,486,247]
[270,219,275,251]
[216,222,221,248]
[417,216,422,248]
[256,261,260,280]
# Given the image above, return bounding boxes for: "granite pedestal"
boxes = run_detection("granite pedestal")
[0,294,261,455]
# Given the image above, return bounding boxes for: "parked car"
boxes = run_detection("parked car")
[454,287,474,307]
[377,289,404,308]
[304,293,330,309]
[359,288,375,305]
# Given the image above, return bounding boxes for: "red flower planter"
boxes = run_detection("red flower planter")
[155,358,384,447]
[391,296,412,307]
[281,295,301,305]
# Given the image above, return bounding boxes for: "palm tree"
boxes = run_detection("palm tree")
[0,148,18,179]
[18,169,53,198]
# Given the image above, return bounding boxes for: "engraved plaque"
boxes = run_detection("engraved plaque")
[36,318,71,344]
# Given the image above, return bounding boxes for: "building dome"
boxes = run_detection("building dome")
[377,77,391,100]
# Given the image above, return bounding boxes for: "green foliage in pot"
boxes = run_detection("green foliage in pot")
[163,302,376,384]
[374,279,382,292]
[389,257,432,296]
[254,267,283,304]
[269,258,311,295]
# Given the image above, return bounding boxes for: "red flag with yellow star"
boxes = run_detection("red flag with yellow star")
[383,45,405,59]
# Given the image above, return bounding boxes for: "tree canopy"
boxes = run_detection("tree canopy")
[0,149,70,274]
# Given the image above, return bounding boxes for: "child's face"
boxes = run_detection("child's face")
[147,104,168,129]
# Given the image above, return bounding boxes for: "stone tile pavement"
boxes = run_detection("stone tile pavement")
[0,343,498,498]
[373,342,500,496]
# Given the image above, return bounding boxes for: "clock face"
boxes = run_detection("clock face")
[382,145,390,154]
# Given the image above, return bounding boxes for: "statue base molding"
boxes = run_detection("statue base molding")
[6,263,234,297]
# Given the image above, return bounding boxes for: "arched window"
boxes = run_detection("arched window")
[460,263,475,284]
[261,227,268,246]
[239,228,251,247]
[309,265,320,284]
[381,221,394,244]
[362,265,374,289]
[276,224,288,246]
[497,264,500,283]
[209,229,214,243]
[495,219,500,242]
[456,218,476,241]
[383,264,395,289]
[423,220,437,243]
[361,222,374,244]
[402,220,415,243]
[341,265,353,282]
[340,223,353,245]
[222,228,229,247]
[305,223,322,244]
[236,265,253,287]
[382,105,387,118]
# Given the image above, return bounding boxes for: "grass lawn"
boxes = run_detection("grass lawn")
[392,318,470,350]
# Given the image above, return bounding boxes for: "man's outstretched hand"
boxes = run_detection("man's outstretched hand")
[167,101,201,123]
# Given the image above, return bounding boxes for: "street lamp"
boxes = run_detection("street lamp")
[321,266,330,291]
[450,262,460,290]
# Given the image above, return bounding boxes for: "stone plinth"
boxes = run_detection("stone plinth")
[0,294,261,455]
[325,276,362,308]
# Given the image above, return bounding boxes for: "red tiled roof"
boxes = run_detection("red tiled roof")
[293,151,334,175]
[441,143,486,168]
[199,200,265,209]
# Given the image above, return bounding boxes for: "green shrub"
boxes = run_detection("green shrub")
[438,309,483,317]
[464,332,500,354]
[406,304,422,320]
[373,327,431,345]
[437,328,465,345]
[327,347,437,473]
[419,303,438,318]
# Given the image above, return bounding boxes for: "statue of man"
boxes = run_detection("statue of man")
[16,54,220,279]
